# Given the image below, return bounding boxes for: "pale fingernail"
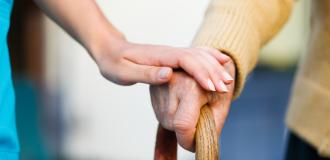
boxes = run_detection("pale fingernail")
[207,79,216,91]
[158,68,170,79]
[219,81,229,92]
[220,54,230,62]
[223,72,233,81]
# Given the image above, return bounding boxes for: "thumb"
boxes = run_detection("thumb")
[124,62,173,85]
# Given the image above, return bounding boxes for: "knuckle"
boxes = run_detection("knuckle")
[173,117,194,134]
[182,77,200,92]
[207,91,220,103]
[178,141,193,152]
[179,144,191,152]
[161,117,174,130]
[160,108,177,131]
[181,50,193,61]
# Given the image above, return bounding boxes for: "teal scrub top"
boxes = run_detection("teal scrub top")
[0,0,20,159]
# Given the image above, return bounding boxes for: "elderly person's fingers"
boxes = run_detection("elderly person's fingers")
[150,84,178,130]
[173,96,205,152]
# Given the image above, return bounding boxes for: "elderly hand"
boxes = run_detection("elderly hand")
[92,38,233,91]
[150,56,235,151]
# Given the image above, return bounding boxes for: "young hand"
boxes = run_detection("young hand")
[92,39,233,92]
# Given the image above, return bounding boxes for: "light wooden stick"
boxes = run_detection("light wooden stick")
[195,105,219,160]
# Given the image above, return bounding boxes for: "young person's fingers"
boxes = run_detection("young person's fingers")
[124,46,232,90]
[176,54,217,92]
[197,49,234,84]
[191,51,230,93]
[126,49,216,91]
[124,45,182,67]
[196,47,231,64]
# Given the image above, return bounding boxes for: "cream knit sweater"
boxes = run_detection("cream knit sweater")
[193,0,330,157]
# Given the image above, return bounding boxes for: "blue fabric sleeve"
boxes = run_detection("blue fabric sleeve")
[0,0,20,159]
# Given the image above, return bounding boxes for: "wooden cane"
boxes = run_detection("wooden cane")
[154,105,219,160]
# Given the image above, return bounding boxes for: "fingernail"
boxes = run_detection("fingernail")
[223,72,233,82]
[207,79,216,91]
[219,81,228,92]
[220,53,230,59]
[159,68,170,79]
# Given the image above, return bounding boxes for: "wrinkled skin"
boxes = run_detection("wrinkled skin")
[150,58,235,152]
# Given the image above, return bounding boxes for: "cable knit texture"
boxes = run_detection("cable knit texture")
[193,0,330,157]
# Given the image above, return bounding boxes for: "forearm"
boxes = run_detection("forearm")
[34,0,125,60]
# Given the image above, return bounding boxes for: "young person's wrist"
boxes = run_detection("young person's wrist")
[87,27,128,65]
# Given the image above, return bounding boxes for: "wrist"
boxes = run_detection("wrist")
[87,27,127,64]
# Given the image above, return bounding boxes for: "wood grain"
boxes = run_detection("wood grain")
[195,105,219,160]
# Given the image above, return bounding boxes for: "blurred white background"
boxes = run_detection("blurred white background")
[45,0,209,159]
